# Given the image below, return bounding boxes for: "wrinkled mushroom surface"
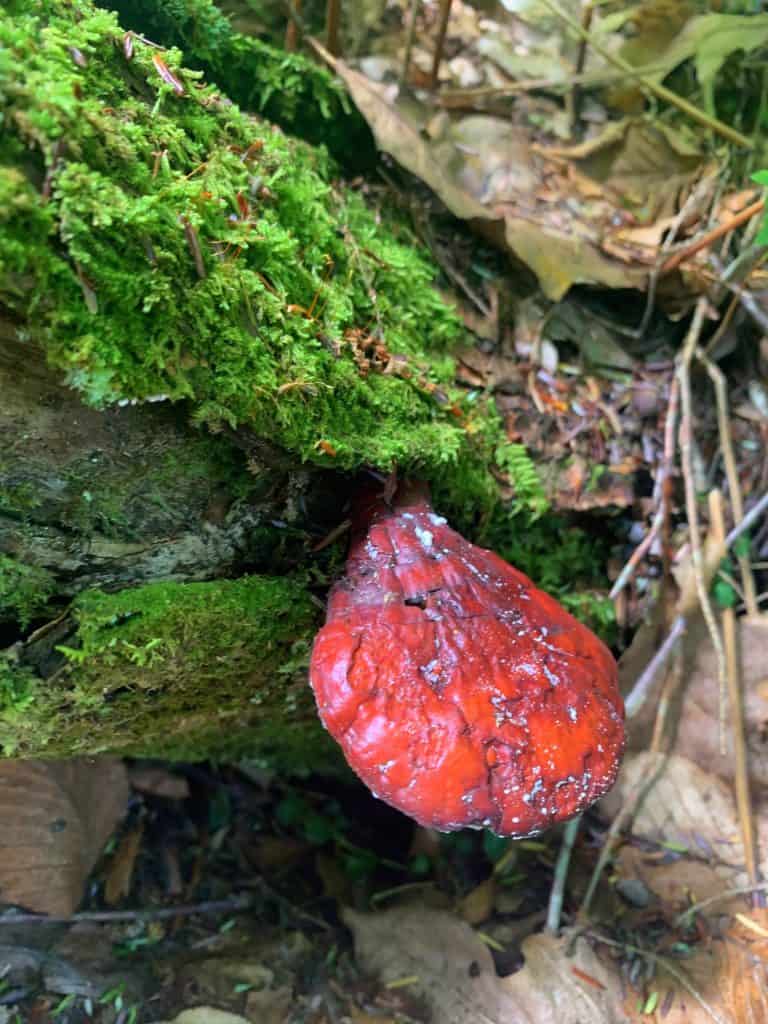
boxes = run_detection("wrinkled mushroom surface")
[310,481,625,836]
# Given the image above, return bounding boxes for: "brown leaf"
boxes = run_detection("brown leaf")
[0,758,129,915]
[459,877,496,926]
[104,822,144,905]
[343,906,625,1024]
[129,766,190,800]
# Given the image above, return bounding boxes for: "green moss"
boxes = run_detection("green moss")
[0,574,338,765]
[1,0,503,488]
[0,555,55,627]
[105,0,376,168]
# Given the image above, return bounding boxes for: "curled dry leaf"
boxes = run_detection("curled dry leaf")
[0,758,129,916]
[343,905,625,1024]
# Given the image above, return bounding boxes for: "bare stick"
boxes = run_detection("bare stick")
[400,0,420,88]
[675,883,768,926]
[546,816,580,934]
[429,0,453,90]
[610,376,678,600]
[325,0,341,57]
[709,253,768,334]
[579,754,669,920]
[589,933,728,1024]
[710,489,763,908]
[536,0,753,149]
[661,198,764,274]
[678,298,727,752]
[697,348,760,617]
[0,895,252,926]
[285,0,302,50]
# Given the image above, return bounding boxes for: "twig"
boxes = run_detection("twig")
[649,647,683,752]
[568,1,594,133]
[678,298,727,753]
[624,489,768,716]
[589,933,729,1024]
[697,348,760,617]
[624,615,686,718]
[579,755,669,920]
[536,0,754,149]
[429,0,453,90]
[709,253,768,334]
[285,0,302,50]
[399,0,420,89]
[325,0,341,57]
[710,489,763,908]
[610,376,678,600]
[634,172,719,341]
[675,883,768,926]
[546,816,581,934]
[661,198,765,275]
[0,895,252,926]
[726,490,768,549]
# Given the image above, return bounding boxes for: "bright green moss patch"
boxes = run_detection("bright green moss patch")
[105,0,375,167]
[0,575,337,765]
[0,555,55,627]
[0,0,499,479]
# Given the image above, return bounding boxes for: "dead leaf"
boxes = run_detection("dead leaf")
[104,822,144,905]
[129,765,190,800]
[154,1012,250,1024]
[343,905,626,1023]
[460,877,496,925]
[243,984,292,1024]
[0,758,129,915]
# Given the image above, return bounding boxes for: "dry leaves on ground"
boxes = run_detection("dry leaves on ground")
[344,905,625,1024]
[310,3,763,300]
[0,757,129,915]
[601,751,768,1023]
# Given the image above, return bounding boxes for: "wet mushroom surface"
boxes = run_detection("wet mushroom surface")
[310,480,625,837]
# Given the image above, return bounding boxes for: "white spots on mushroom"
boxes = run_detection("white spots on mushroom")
[542,663,560,687]
[415,526,434,550]
[377,760,396,773]
[428,513,447,526]
[567,705,578,722]
[522,778,545,805]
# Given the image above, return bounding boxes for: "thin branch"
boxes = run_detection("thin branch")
[675,883,768,926]
[325,0,341,57]
[709,253,768,334]
[660,198,765,275]
[579,755,669,920]
[546,816,580,934]
[536,0,753,148]
[610,376,678,600]
[399,0,420,88]
[697,348,760,617]
[589,933,729,1024]
[678,298,727,752]
[429,0,453,90]
[0,895,252,926]
[710,489,763,906]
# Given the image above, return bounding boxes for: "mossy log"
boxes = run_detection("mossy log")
[0,0,509,764]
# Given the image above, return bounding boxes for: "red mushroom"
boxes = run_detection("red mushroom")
[309,480,624,837]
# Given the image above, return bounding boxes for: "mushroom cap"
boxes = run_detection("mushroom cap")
[309,482,625,837]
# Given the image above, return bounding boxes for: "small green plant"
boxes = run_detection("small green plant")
[495,442,548,519]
